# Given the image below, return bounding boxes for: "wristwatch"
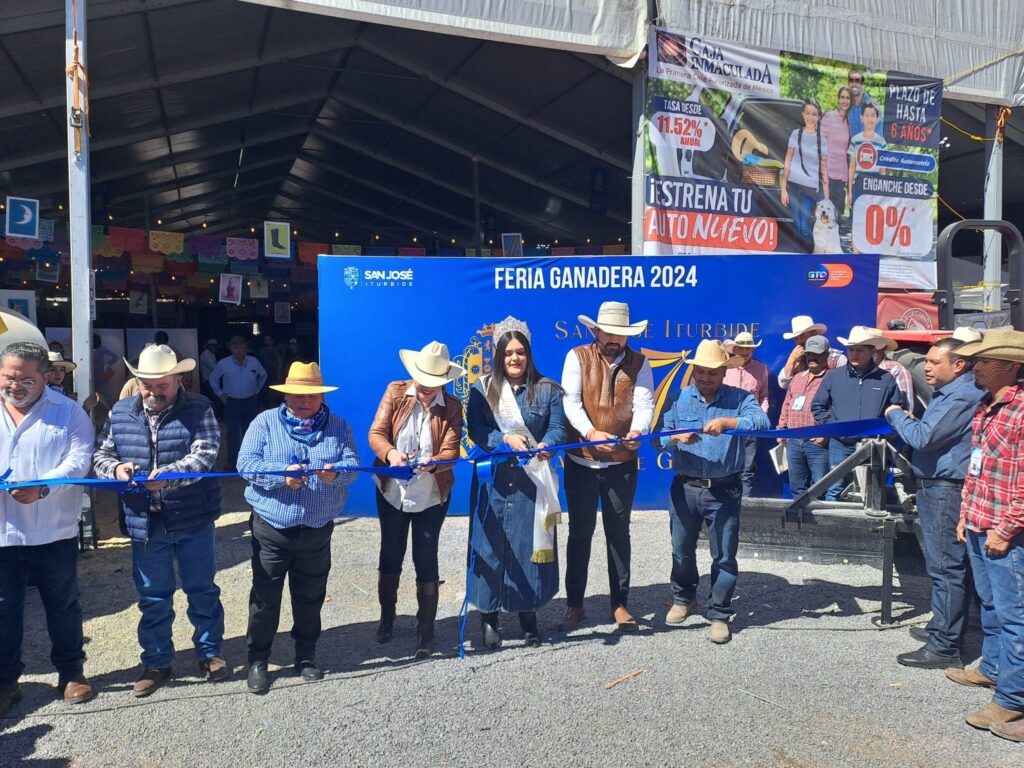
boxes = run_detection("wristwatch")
[39,486,50,499]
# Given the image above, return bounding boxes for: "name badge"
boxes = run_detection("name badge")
[968,447,983,477]
[792,395,806,412]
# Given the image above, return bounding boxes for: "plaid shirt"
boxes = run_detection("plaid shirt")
[878,358,915,408]
[961,384,1024,541]
[94,399,221,513]
[777,368,827,430]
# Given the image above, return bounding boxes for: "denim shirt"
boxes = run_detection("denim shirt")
[653,384,770,478]
[886,371,983,480]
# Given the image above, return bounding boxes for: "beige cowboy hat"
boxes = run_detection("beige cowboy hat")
[951,327,983,344]
[783,315,827,339]
[687,339,743,370]
[836,326,893,350]
[125,344,196,378]
[724,331,762,350]
[955,328,1024,363]
[399,341,466,387]
[47,351,76,372]
[270,361,337,395]
[866,327,898,351]
[578,301,648,337]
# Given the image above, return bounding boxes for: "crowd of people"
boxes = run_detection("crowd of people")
[1,303,1022,742]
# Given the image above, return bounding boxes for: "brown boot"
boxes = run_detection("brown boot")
[665,603,691,626]
[557,606,586,632]
[132,667,171,698]
[965,701,1024,730]
[414,581,438,658]
[376,572,400,644]
[199,656,230,682]
[613,605,638,632]
[991,717,1024,742]
[59,674,95,705]
[945,666,995,688]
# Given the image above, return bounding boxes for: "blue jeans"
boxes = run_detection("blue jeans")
[825,440,857,501]
[787,181,817,244]
[669,476,741,621]
[0,537,85,686]
[131,516,224,668]
[966,529,1024,711]
[786,438,829,498]
[916,482,969,658]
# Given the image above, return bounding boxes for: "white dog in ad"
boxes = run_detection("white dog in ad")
[812,199,842,253]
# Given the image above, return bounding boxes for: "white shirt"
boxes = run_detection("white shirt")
[380,385,443,512]
[210,354,267,399]
[0,388,95,546]
[199,349,218,383]
[561,347,655,469]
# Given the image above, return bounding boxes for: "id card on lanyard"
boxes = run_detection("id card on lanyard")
[968,445,983,477]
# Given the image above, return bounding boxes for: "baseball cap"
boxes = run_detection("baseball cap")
[804,335,830,354]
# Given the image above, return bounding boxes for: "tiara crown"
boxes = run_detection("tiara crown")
[493,315,531,341]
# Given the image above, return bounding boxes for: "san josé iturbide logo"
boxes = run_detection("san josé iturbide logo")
[344,267,359,289]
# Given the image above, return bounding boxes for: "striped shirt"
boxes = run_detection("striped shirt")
[238,407,360,529]
[961,384,1024,542]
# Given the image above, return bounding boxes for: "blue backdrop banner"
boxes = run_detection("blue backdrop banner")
[318,253,880,514]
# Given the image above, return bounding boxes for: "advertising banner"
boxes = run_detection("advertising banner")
[644,28,942,291]
[319,254,879,515]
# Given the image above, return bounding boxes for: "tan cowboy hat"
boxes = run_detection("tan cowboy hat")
[270,362,337,395]
[955,328,1024,363]
[399,341,466,387]
[783,315,827,339]
[837,326,892,350]
[724,331,762,350]
[47,351,76,372]
[951,327,983,344]
[687,340,743,370]
[866,327,898,351]
[125,344,196,378]
[578,301,648,337]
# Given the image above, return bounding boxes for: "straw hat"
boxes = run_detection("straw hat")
[836,326,892,350]
[783,315,827,339]
[865,327,898,351]
[578,301,648,337]
[399,341,466,387]
[125,344,196,378]
[951,327,983,344]
[687,340,742,370]
[955,328,1024,363]
[0,308,47,353]
[47,351,76,372]
[724,331,762,350]
[270,361,337,394]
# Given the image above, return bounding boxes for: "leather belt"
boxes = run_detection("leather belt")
[917,478,964,489]
[680,473,741,489]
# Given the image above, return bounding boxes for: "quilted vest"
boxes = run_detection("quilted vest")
[110,391,222,540]
[566,343,644,463]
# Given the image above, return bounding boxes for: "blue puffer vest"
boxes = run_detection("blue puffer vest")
[110,391,222,540]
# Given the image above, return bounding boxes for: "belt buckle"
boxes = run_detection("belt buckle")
[698,477,712,489]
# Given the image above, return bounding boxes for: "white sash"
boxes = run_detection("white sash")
[486,377,562,563]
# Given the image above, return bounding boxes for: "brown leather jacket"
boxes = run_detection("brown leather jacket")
[367,380,464,502]
[566,343,644,463]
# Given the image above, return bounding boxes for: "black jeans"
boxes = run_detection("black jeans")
[247,514,334,664]
[563,457,639,609]
[223,395,259,468]
[741,438,757,497]
[0,537,85,685]
[376,490,449,582]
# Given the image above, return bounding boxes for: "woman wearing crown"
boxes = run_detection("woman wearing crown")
[466,317,566,648]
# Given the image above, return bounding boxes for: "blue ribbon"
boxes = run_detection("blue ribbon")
[0,418,893,494]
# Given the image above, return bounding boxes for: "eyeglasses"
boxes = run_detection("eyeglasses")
[1,376,38,388]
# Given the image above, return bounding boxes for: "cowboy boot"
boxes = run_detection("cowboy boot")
[480,612,502,649]
[519,612,541,647]
[376,572,400,644]
[414,581,439,658]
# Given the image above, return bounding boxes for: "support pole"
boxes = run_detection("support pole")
[630,64,646,255]
[471,156,481,250]
[982,105,1005,313]
[65,0,93,399]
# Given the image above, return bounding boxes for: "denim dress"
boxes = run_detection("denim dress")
[466,379,566,612]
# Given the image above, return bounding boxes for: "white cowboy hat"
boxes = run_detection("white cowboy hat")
[783,315,827,339]
[47,351,76,372]
[837,326,893,350]
[125,344,196,379]
[955,328,1024,363]
[399,341,466,387]
[724,331,762,350]
[951,327,983,344]
[687,339,743,370]
[0,309,47,354]
[578,301,648,337]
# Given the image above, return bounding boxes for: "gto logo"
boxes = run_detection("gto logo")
[807,263,854,288]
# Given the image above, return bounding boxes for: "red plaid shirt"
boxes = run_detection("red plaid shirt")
[961,384,1024,541]
[777,369,827,430]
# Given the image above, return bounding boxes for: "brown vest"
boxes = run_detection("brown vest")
[568,343,644,463]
